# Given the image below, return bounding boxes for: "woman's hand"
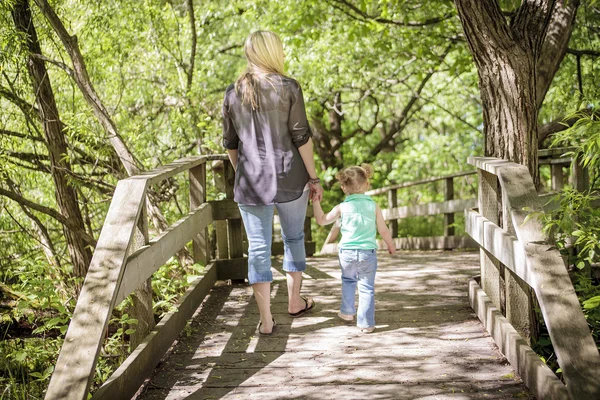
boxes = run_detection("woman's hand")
[309,182,323,202]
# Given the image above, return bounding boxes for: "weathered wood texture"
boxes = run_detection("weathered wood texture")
[321,235,477,255]
[92,264,218,400]
[468,278,569,400]
[190,163,209,265]
[136,251,533,400]
[45,179,148,400]
[468,157,600,399]
[365,170,475,196]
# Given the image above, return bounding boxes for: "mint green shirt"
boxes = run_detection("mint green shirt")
[338,194,378,250]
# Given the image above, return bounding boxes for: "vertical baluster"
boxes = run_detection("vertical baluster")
[551,163,564,192]
[388,188,398,238]
[190,162,208,265]
[224,161,244,259]
[478,170,502,311]
[444,177,455,249]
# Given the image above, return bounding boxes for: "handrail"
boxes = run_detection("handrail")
[365,170,475,196]
[45,155,217,399]
[466,156,600,399]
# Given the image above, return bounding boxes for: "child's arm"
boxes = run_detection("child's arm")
[376,205,396,254]
[312,200,341,226]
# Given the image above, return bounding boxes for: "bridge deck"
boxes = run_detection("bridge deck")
[136,251,533,399]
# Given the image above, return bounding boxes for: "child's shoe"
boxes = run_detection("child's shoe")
[338,312,354,322]
[359,326,375,334]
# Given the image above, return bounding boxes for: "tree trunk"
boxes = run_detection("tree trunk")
[12,0,92,281]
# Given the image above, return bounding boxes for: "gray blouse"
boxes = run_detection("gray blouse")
[222,75,312,205]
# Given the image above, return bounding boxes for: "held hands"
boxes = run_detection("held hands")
[388,245,396,255]
[309,181,323,202]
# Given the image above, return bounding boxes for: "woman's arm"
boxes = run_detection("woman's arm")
[313,201,340,226]
[227,149,238,171]
[376,205,396,254]
[298,138,324,201]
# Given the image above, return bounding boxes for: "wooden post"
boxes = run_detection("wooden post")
[212,161,229,260]
[304,216,314,256]
[224,161,244,259]
[478,170,502,311]
[129,197,155,351]
[501,189,535,343]
[189,163,208,265]
[444,177,455,238]
[572,156,590,192]
[550,164,563,192]
[387,189,398,238]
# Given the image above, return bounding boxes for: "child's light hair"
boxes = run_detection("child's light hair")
[235,31,285,109]
[335,164,374,194]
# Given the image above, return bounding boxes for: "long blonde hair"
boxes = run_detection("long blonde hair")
[235,30,285,109]
[336,164,374,194]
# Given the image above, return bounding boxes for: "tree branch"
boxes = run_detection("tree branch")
[0,186,96,246]
[185,0,196,93]
[330,0,454,27]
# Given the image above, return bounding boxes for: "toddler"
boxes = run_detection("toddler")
[312,164,396,333]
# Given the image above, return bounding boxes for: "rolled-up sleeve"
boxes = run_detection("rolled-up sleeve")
[222,92,239,150]
[288,81,312,148]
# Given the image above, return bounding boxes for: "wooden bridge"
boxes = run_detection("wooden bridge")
[43,151,600,400]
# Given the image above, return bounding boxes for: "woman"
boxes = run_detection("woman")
[222,30,323,335]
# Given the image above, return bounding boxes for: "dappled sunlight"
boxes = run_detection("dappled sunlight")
[137,251,533,399]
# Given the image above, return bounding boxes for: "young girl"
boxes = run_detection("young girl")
[313,164,396,333]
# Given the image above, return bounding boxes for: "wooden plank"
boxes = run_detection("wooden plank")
[571,156,590,192]
[92,263,218,400]
[320,236,476,254]
[223,162,244,259]
[387,189,398,237]
[470,157,600,399]
[366,170,475,196]
[477,169,502,313]
[443,177,455,239]
[551,164,564,191]
[215,258,247,281]
[464,209,531,285]
[537,146,575,159]
[468,279,569,400]
[190,163,208,265]
[382,198,476,220]
[115,203,213,304]
[45,179,147,400]
[128,156,207,186]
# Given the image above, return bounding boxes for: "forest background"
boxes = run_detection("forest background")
[0,0,599,398]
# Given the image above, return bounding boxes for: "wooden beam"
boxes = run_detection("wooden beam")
[320,236,476,254]
[387,189,398,238]
[469,157,600,399]
[468,279,569,400]
[115,203,213,305]
[366,170,476,196]
[92,263,218,400]
[443,177,455,239]
[465,209,531,286]
[45,179,147,400]
[223,162,244,259]
[215,258,247,281]
[190,163,208,265]
[382,198,476,220]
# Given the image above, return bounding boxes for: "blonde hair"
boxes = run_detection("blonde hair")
[235,30,285,109]
[335,164,374,194]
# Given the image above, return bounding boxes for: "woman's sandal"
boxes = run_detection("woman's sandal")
[258,318,276,336]
[288,296,315,318]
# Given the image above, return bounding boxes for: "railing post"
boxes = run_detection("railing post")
[304,216,314,256]
[550,164,564,192]
[387,189,398,238]
[129,197,155,350]
[444,177,455,239]
[212,161,229,260]
[478,170,503,311]
[224,161,244,259]
[501,189,535,343]
[190,163,208,265]
[571,155,590,192]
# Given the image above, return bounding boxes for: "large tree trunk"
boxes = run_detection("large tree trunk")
[12,0,92,280]
[454,0,557,186]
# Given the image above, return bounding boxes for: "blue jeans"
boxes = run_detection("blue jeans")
[238,191,309,285]
[338,249,378,328]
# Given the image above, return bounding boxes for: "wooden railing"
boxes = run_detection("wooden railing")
[320,171,478,254]
[466,156,600,399]
[44,155,314,400]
